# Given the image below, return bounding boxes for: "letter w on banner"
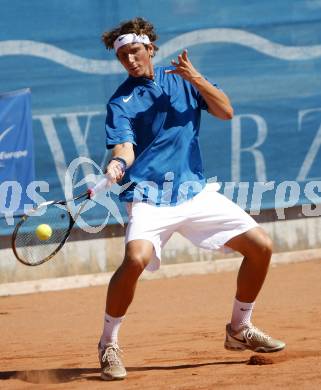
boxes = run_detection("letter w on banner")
[0,88,34,221]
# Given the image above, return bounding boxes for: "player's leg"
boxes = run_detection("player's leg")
[225,226,272,303]
[106,239,154,317]
[98,199,179,380]
[177,185,285,353]
[98,239,154,381]
[224,227,285,352]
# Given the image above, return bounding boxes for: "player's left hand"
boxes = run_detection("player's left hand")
[165,49,202,82]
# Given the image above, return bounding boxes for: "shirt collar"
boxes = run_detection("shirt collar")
[128,67,160,85]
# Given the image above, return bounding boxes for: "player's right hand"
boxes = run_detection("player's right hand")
[105,160,125,183]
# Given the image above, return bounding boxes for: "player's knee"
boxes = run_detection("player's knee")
[122,252,149,275]
[238,229,273,263]
[255,233,273,261]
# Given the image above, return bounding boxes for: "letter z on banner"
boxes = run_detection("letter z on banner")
[0,88,34,218]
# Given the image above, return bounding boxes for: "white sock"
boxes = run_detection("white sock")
[230,298,255,332]
[100,313,125,347]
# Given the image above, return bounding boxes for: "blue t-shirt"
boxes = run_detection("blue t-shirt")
[105,66,214,205]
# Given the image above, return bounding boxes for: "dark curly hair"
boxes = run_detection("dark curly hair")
[102,17,159,55]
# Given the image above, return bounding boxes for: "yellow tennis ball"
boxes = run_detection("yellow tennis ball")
[35,224,52,241]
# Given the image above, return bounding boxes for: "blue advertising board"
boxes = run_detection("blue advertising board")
[0,0,321,234]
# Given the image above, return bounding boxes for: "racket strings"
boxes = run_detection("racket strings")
[13,204,72,265]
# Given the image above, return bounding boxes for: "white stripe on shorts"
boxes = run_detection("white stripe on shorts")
[125,183,258,272]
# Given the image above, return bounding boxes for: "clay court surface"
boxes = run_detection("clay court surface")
[1,259,321,389]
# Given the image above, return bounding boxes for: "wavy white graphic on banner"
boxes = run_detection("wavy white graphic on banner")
[0,125,14,142]
[1,28,321,75]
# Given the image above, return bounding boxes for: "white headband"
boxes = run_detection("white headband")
[114,33,151,52]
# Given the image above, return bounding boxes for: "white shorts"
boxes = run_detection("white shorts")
[125,183,258,272]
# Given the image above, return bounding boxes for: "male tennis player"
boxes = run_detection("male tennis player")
[98,17,285,380]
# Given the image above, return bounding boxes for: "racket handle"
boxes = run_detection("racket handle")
[88,176,112,198]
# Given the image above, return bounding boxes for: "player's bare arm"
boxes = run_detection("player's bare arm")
[106,142,135,183]
[165,49,234,120]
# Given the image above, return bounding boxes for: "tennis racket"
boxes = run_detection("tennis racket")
[11,176,112,266]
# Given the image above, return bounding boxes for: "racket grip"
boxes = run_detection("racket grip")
[88,176,112,198]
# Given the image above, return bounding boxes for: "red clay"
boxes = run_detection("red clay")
[1,259,321,389]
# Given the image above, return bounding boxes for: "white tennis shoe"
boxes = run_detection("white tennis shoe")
[224,323,286,353]
[98,342,127,380]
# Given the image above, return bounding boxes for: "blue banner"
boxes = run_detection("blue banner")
[0,89,34,219]
[0,0,321,234]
